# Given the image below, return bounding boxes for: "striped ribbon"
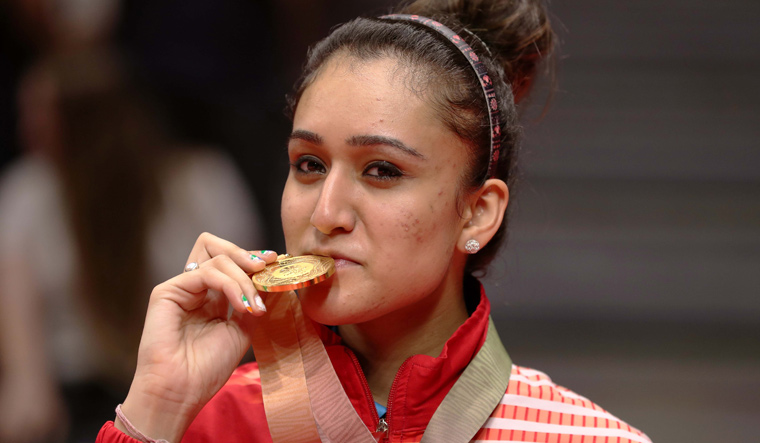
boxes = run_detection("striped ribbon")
[251,291,511,442]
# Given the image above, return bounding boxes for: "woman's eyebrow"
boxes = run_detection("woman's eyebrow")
[289,129,324,145]
[347,134,426,159]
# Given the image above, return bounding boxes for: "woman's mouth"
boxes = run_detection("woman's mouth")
[305,249,360,269]
[332,258,358,269]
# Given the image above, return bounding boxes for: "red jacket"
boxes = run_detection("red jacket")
[97,285,651,442]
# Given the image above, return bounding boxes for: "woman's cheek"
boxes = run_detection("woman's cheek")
[395,209,425,243]
[281,186,312,242]
[385,203,449,251]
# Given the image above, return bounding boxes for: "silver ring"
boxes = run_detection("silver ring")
[184,262,199,272]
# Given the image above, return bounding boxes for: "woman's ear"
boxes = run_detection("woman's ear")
[457,179,509,253]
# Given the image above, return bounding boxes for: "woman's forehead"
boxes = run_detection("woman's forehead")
[297,56,437,125]
[310,53,437,101]
[292,55,471,168]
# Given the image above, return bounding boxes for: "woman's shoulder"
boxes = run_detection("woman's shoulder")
[504,365,607,408]
[476,364,652,442]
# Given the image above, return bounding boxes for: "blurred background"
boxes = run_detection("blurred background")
[0,0,757,442]
[485,1,760,442]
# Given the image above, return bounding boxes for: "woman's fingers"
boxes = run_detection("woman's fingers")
[184,232,278,275]
[211,254,268,315]
[162,255,268,316]
[172,232,278,315]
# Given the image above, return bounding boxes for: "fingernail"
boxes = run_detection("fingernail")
[260,250,273,255]
[250,254,264,263]
[242,294,254,314]
[254,294,266,312]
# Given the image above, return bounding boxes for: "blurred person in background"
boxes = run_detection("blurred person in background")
[0,3,263,441]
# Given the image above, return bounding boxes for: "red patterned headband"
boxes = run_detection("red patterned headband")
[379,14,502,181]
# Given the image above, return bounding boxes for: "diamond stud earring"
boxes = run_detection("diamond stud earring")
[465,239,480,254]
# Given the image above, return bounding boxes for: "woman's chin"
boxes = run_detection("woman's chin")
[298,283,371,326]
[298,282,339,323]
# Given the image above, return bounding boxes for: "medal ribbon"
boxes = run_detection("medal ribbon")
[250,292,321,442]
[252,291,511,442]
[420,317,511,442]
[252,292,374,442]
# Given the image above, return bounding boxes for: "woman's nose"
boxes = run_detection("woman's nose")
[309,168,356,235]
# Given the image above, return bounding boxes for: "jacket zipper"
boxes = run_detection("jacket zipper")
[376,417,389,434]
[346,348,415,441]
[383,357,412,439]
[345,349,381,431]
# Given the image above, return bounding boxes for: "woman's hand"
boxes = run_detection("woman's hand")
[116,233,277,442]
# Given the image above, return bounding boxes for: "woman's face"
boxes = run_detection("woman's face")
[281,55,471,325]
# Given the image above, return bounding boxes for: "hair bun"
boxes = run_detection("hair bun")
[399,0,555,103]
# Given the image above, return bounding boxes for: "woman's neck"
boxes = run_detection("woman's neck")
[337,271,470,406]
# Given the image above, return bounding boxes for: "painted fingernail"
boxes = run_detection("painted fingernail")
[250,254,264,263]
[260,250,273,255]
[254,294,266,312]
[242,294,254,314]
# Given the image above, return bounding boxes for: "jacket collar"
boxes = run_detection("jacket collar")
[316,279,492,435]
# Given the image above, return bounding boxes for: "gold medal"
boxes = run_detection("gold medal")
[252,255,335,292]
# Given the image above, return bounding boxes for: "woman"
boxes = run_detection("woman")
[97,0,652,442]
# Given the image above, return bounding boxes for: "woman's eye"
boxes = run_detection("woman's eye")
[364,161,403,180]
[292,156,326,174]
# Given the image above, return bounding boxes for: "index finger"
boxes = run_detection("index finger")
[185,232,278,275]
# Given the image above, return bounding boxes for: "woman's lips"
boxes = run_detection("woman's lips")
[305,250,359,268]
[333,258,358,269]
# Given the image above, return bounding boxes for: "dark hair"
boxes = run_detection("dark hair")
[287,0,555,276]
